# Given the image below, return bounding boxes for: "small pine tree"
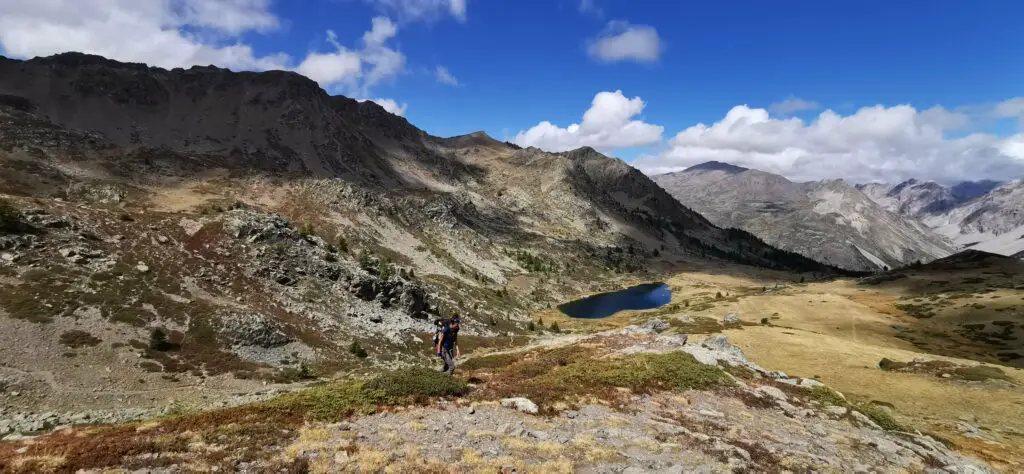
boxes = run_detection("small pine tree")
[298,363,315,379]
[299,223,314,236]
[399,268,409,279]
[652,248,660,257]
[715,292,723,300]
[378,256,394,280]
[408,268,415,279]
[760,317,769,325]
[799,276,805,283]
[0,199,24,233]
[349,341,368,358]
[358,250,373,269]
[538,316,544,326]
[684,300,689,307]
[528,321,536,331]
[336,235,349,254]
[550,322,561,333]
[149,328,171,351]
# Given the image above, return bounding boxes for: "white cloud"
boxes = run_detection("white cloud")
[358,17,405,92]
[362,98,408,116]
[587,21,662,63]
[293,17,405,95]
[768,97,820,115]
[0,0,290,71]
[364,0,467,23]
[0,2,407,99]
[450,0,467,21]
[995,97,1024,128]
[362,16,398,46]
[513,90,663,152]
[632,103,1024,184]
[435,66,459,86]
[178,0,280,35]
[295,31,362,88]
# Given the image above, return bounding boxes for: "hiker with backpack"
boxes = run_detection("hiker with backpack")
[435,316,461,375]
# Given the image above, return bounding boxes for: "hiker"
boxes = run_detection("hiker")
[436,316,461,375]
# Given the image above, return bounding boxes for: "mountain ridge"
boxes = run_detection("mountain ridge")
[652,161,955,271]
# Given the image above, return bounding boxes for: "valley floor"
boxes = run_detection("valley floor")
[533,263,1024,471]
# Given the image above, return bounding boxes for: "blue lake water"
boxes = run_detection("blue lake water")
[557,282,672,319]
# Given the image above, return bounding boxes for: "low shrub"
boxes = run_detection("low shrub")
[349,341,368,358]
[149,329,172,351]
[59,330,102,348]
[0,199,27,234]
[460,352,519,371]
[362,367,470,404]
[878,358,908,371]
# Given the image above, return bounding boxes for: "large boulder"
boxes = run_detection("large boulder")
[219,313,293,348]
[399,283,429,319]
[500,397,539,414]
[641,319,670,333]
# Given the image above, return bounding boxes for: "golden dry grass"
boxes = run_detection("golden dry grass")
[641,271,1024,470]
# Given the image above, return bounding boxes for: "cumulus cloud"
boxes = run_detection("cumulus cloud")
[296,30,362,88]
[768,97,820,115]
[0,2,409,111]
[513,90,663,152]
[632,103,1024,184]
[362,98,408,116]
[995,97,1024,128]
[435,66,460,86]
[587,21,662,63]
[365,0,467,23]
[0,0,290,71]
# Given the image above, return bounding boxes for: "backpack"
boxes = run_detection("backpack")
[449,318,460,344]
[431,320,443,344]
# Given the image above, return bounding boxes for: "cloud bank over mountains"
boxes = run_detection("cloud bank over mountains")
[515,89,1024,184]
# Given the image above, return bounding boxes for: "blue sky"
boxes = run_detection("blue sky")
[1,0,1022,183]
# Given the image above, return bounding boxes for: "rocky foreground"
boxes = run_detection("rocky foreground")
[0,326,993,473]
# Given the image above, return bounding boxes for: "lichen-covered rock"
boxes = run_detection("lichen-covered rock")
[641,319,670,333]
[219,313,293,348]
[500,397,539,414]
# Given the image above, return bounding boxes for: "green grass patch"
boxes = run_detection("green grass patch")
[363,367,470,403]
[856,404,903,431]
[475,348,730,411]
[542,351,729,394]
[460,352,520,371]
[952,366,1014,383]
[266,368,469,421]
[806,385,847,407]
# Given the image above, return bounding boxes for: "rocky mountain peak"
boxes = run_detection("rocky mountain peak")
[684,160,749,174]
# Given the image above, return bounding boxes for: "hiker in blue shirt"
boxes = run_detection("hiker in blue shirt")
[435,316,460,375]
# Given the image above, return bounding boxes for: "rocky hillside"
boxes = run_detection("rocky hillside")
[652,162,954,272]
[0,326,996,473]
[857,179,962,218]
[861,179,1024,257]
[0,53,852,421]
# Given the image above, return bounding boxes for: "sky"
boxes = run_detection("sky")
[0,0,1022,184]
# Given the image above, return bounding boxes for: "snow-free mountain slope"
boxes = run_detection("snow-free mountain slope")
[654,164,955,271]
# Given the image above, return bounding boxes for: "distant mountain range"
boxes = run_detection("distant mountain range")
[652,162,954,272]
[859,179,1024,257]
